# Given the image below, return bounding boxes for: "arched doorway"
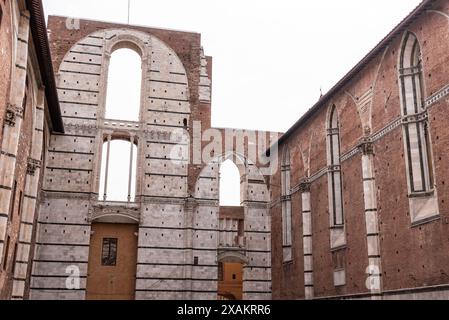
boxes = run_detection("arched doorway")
[86,218,138,300]
[217,251,248,301]
[194,152,271,300]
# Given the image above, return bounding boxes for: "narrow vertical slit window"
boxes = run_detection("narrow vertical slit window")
[101,238,118,266]
[0,5,3,28]
[281,147,292,262]
[2,236,10,270]
[9,181,17,222]
[218,262,224,281]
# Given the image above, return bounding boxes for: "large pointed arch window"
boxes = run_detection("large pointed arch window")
[105,48,142,121]
[281,147,292,262]
[399,32,434,195]
[327,106,344,227]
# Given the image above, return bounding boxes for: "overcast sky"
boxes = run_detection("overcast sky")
[43,0,423,133]
[42,0,423,205]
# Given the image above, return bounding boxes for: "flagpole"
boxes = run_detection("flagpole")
[127,0,131,24]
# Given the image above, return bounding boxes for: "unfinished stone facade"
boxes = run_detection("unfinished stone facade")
[3,0,449,302]
[26,16,276,300]
[271,0,449,300]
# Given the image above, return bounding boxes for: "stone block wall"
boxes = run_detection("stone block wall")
[30,16,275,300]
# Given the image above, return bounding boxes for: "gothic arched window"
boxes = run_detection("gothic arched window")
[399,31,434,194]
[327,105,344,227]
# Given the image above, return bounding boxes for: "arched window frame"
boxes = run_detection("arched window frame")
[99,36,148,123]
[399,31,435,196]
[327,105,344,227]
[219,159,242,207]
[99,134,138,203]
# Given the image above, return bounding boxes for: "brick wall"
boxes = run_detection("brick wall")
[0,0,13,143]
[271,0,449,299]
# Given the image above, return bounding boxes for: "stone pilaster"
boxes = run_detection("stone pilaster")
[359,139,382,299]
[300,181,314,300]
[11,87,46,299]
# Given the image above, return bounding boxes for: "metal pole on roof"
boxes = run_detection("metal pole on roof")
[127,0,131,24]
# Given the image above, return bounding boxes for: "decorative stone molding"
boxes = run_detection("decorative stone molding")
[243,201,269,209]
[426,84,449,108]
[217,249,248,264]
[298,180,311,193]
[41,191,94,201]
[327,165,341,173]
[340,146,360,162]
[402,111,428,125]
[359,138,375,156]
[64,123,98,135]
[26,158,41,176]
[184,195,198,212]
[88,202,140,223]
[5,104,23,127]
[371,118,402,143]
[143,129,174,142]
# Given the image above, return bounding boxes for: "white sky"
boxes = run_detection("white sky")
[42,0,423,203]
[43,0,423,133]
[105,49,142,121]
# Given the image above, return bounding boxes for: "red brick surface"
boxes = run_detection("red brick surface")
[271,0,449,299]
[0,0,13,144]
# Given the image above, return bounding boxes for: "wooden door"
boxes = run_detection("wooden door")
[86,223,138,300]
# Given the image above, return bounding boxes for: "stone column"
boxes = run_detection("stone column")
[0,11,30,264]
[360,139,382,299]
[300,180,314,300]
[11,87,46,299]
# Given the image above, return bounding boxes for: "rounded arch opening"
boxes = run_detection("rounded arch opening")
[105,48,142,122]
[219,159,241,207]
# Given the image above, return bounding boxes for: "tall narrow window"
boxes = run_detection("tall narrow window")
[9,180,17,222]
[2,236,10,270]
[281,147,292,262]
[105,49,142,121]
[399,32,434,194]
[218,262,224,281]
[101,238,118,266]
[327,106,344,227]
[219,160,241,207]
[99,139,137,202]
